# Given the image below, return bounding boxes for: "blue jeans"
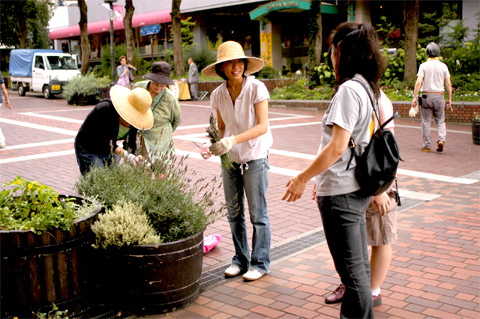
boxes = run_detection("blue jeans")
[317,191,374,319]
[75,142,119,175]
[222,158,271,274]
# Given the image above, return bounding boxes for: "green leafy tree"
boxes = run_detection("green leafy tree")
[170,16,196,48]
[0,0,54,49]
[171,0,184,76]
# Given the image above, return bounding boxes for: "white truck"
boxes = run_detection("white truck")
[9,49,80,99]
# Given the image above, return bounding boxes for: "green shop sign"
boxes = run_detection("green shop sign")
[250,0,338,21]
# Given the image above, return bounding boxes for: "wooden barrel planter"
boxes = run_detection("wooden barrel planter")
[0,195,101,318]
[99,231,204,314]
[473,119,480,145]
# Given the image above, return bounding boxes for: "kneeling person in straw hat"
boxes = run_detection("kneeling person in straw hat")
[74,86,154,175]
[202,41,273,281]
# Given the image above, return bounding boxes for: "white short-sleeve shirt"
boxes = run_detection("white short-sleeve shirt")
[210,75,273,164]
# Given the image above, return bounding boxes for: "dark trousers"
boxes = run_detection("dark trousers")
[317,191,374,319]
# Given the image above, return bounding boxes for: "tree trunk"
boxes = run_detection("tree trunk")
[124,0,136,67]
[15,4,27,48]
[315,4,322,65]
[78,0,90,75]
[307,1,322,67]
[403,0,419,81]
[171,0,184,76]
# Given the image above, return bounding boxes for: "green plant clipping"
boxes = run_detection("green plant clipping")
[0,176,96,234]
[206,113,235,171]
[91,200,162,249]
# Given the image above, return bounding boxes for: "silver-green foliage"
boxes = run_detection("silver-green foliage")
[62,73,110,102]
[91,200,162,249]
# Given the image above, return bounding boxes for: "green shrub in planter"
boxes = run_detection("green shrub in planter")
[63,73,111,105]
[75,148,226,244]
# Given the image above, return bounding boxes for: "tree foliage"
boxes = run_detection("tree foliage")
[0,0,54,49]
[171,0,184,76]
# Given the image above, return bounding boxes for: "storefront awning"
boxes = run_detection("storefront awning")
[249,0,338,21]
[49,9,171,40]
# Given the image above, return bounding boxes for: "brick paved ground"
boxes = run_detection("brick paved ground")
[0,92,479,319]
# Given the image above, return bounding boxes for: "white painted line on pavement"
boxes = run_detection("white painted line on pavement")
[0,150,74,164]
[395,124,470,135]
[396,168,478,184]
[0,118,77,136]
[19,112,84,124]
[0,139,74,150]
[270,121,322,129]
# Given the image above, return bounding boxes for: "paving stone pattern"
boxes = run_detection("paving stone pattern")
[0,93,479,318]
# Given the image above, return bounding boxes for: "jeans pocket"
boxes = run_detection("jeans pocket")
[345,192,370,214]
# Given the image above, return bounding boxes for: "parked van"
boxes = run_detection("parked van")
[9,49,80,99]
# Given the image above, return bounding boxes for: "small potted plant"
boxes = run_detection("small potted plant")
[74,148,225,314]
[0,176,101,318]
[473,112,480,145]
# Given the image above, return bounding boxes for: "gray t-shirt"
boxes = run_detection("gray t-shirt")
[315,75,375,196]
[417,59,450,92]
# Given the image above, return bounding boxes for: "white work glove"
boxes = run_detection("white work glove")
[122,150,138,164]
[209,136,237,156]
[200,145,212,160]
[409,105,419,117]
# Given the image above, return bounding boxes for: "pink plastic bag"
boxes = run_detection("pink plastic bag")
[203,234,221,253]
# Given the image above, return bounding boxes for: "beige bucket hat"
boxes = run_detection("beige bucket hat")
[201,41,264,77]
[110,86,154,130]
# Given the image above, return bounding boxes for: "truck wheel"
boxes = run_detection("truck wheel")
[43,86,52,99]
[18,84,26,96]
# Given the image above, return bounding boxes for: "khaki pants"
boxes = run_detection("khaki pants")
[420,93,446,147]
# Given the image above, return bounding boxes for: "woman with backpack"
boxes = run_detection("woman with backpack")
[282,21,387,319]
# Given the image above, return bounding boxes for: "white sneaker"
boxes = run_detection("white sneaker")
[242,268,268,281]
[0,142,5,148]
[224,264,242,277]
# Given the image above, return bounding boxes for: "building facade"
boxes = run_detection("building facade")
[48,0,479,73]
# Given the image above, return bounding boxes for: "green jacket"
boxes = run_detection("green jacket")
[134,81,182,161]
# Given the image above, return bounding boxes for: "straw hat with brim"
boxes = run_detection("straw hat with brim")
[202,41,264,77]
[110,86,154,130]
[143,61,174,85]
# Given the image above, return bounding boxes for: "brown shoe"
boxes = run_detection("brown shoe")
[421,146,431,152]
[437,140,444,152]
[325,284,345,304]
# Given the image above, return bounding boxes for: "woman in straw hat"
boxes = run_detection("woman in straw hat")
[202,41,273,281]
[74,86,154,175]
[133,62,182,161]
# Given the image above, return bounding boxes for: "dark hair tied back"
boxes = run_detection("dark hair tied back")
[329,22,386,99]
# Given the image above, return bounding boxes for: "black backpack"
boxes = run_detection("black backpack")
[347,80,402,203]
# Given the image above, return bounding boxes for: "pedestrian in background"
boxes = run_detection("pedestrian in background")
[134,62,182,161]
[188,57,199,100]
[0,74,12,148]
[74,86,153,175]
[117,55,136,89]
[202,41,273,281]
[283,21,387,319]
[411,42,452,153]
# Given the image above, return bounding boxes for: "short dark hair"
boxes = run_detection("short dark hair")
[214,59,249,81]
[329,22,386,99]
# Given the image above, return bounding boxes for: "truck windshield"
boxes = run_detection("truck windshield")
[46,56,78,70]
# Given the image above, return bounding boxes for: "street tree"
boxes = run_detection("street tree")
[403,0,419,81]
[78,0,90,75]
[124,0,136,67]
[307,0,322,66]
[171,0,184,76]
[0,0,53,49]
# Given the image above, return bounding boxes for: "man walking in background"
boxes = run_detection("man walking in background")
[411,42,452,153]
[188,57,199,100]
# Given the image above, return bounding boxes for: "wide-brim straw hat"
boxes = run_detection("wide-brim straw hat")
[110,86,154,130]
[202,41,264,77]
[144,61,174,85]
